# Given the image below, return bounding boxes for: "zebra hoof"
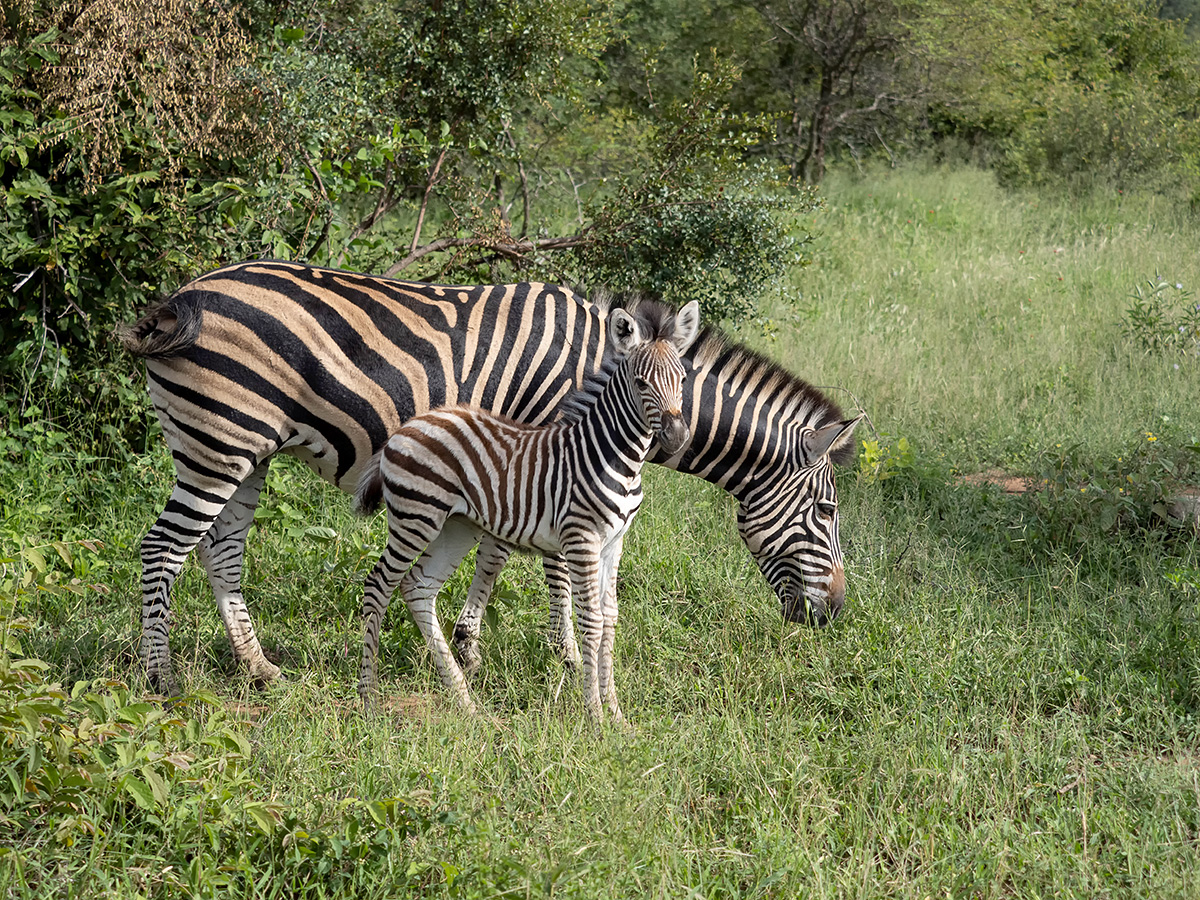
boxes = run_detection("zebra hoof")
[456,642,483,680]
[248,658,283,687]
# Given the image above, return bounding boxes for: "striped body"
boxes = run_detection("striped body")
[121,261,858,694]
[356,305,698,719]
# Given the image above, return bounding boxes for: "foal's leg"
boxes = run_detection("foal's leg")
[397,518,483,712]
[359,503,448,704]
[563,536,605,720]
[544,555,582,671]
[454,545,582,678]
[596,537,626,723]
[195,461,281,684]
[452,536,512,678]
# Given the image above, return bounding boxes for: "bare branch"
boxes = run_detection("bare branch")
[383,233,591,279]
[833,91,900,125]
[302,159,333,258]
[503,122,531,239]
[410,146,450,256]
[337,160,400,267]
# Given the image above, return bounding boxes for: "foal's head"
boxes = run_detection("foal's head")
[608,300,700,456]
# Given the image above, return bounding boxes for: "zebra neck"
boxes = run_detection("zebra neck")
[567,370,654,469]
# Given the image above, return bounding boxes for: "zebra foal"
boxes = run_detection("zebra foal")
[355,301,700,721]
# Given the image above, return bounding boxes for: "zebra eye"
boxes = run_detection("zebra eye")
[633,376,649,389]
[816,502,836,519]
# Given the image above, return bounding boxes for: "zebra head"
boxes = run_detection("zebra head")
[610,300,701,456]
[735,415,863,627]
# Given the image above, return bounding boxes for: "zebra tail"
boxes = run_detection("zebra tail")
[117,290,206,359]
[354,448,387,516]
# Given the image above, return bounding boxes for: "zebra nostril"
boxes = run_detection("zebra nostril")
[656,417,689,454]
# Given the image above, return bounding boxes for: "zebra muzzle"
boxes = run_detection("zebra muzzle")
[655,416,690,456]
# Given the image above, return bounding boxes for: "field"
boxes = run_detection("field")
[3,163,1199,898]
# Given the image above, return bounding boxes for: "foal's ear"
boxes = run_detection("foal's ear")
[671,300,701,354]
[609,308,643,355]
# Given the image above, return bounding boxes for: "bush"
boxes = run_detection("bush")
[1123,276,1200,356]
[0,541,447,898]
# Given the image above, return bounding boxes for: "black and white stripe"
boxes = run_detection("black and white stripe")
[355,302,699,720]
[121,261,858,694]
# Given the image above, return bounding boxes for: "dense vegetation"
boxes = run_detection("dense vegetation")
[3,1,1200,897]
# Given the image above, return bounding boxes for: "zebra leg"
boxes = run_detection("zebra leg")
[564,538,605,720]
[597,538,626,723]
[544,555,582,671]
[358,515,481,712]
[397,518,483,712]
[451,536,513,679]
[194,462,281,685]
[358,524,419,707]
[140,476,246,695]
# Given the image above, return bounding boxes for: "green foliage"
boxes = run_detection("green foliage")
[1122,276,1200,355]
[0,8,299,450]
[572,61,820,320]
[928,0,1200,190]
[1025,429,1200,544]
[263,0,617,271]
[0,541,449,898]
[858,434,917,484]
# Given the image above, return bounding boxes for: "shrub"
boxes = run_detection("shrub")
[0,539,447,898]
[1122,276,1200,356]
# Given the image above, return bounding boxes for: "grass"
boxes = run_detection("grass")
[772,162,1200,468]
[3,161,1199,898]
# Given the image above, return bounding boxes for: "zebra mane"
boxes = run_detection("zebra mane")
[554,357,621,426]
[616,312,846,471]
[687,324,853,464]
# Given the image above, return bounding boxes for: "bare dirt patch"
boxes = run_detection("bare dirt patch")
[956,468,1035,494]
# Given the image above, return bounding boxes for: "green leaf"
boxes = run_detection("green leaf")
[141,766,170,806]
[122,775,157,811]
[22,547,46,573]
[50,541,72,566]
[245,802,276,835]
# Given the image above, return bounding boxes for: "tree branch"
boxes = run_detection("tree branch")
[337,160,402,267]
[503,122,531,239]
[302,158,333,259]
[410,145,449,256]
[383,232,591,279]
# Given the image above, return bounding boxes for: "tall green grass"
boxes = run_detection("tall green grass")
[774,163,1200,468]
[3,162,1198,898]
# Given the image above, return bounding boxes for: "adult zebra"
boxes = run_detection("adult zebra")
[357,301,700,721]
[121,260,860,694]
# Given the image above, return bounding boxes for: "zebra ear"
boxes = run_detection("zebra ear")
[800,415,864,465]
[609,308,643,355]
[670,300,701,353]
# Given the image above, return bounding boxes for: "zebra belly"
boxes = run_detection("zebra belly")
[453,493,636,559]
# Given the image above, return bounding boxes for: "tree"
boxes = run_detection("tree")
[0,0,287,453]
[261,0,817,317]
[0,0,821,450]
[923,0,1200,188]
[759,0,920,182]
